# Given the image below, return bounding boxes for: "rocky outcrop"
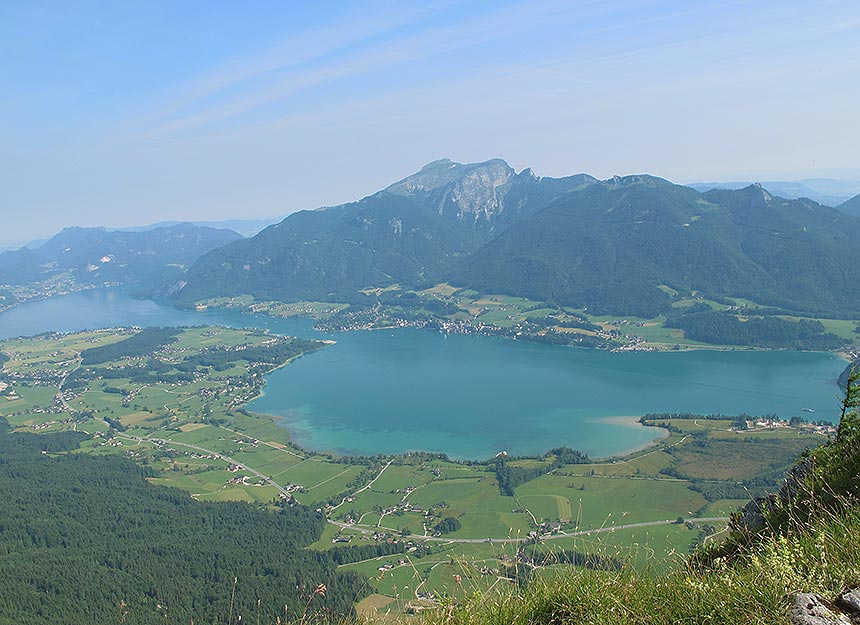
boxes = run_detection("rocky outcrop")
[734,456,815,534]
[837,591,860,617]
[385,158,517,226]
[790,592,859,625]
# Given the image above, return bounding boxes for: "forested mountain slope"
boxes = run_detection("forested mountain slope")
[451,177,860,317]
[838,191,860,216]
[169,159,860,318]
[0,422,367,625]
[175,159,593,305]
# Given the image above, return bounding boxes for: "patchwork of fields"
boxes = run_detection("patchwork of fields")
[0,326,833,614]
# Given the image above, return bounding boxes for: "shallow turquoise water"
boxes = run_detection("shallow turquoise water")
[0,289,846,459]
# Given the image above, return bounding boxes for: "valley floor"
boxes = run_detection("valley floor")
[0,326,835,614]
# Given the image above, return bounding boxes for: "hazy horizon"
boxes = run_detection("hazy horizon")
[5,160,860,250]
[3,0,860,246]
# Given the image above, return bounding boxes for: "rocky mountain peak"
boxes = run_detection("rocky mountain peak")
[385,158,518,225]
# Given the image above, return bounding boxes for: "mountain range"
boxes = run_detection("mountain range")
[0,223,242,293]
[838,192,860,217]
[690,179,860,207]
[174,159,598,306]
[174,159,860,318]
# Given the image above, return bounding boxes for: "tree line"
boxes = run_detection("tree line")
[664,310,845,349]
[0,419,373,625]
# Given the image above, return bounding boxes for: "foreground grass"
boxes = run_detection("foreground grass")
[411,375,860,625]
[411,504,860,625]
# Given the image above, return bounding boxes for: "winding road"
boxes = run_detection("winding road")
[105,428,728,545]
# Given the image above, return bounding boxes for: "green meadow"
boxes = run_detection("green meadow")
[0,326,831,610]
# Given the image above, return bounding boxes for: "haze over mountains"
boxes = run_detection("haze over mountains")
[0,223,242,299]
[174,159,860,318]
[5,159,860,320]
[689,179,860,208]
[838,192,860,217]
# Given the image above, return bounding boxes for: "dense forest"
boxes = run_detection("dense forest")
[665,310,845,349]
[0,420,373,625]
[80,327,182,365]
[451,179,860,319]
[494,448,590,496]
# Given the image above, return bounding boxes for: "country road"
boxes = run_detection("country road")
[329,460,393,512]
[114,431,294,498]
[109,429,728,544]
[327,516,729,544]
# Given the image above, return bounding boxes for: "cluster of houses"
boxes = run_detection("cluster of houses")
[52,389,79,410]
[0,382,19,401]
[27,416,76,431]
[527,520,566,540]
[732,417,837,435]
[226,475,267,487]
[376,558,409,573]
[610,335,657,352]
[0,275,96,309]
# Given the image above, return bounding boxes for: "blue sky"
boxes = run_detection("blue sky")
[2,0,859,244]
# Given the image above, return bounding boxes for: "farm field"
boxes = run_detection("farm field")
[0,326,833,611]
[190,281,860,360]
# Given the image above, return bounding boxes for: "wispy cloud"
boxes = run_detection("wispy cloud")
[3,0,859,240]
[123,0,636,139]
[122,3,453,136]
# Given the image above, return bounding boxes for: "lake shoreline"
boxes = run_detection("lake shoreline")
[190,295,856,356]
[596,415,672,456]
[0,288,847,463]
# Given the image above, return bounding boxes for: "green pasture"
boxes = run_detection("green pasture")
[666,436,820,481]
[0,326,821,605]
[515,474,706,527]
[574,449,676,478]
[535,522,701,573]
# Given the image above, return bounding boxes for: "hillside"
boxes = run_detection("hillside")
[452,177,860,317]
[0,422,368,625]
[175,159,593,306]
[0,223,242,290]
[176,160,860,319]
[414,372,860,625]
[689,179,860,207]
[839,192,860,216]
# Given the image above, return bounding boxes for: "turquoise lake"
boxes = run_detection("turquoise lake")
[0,289,847,459]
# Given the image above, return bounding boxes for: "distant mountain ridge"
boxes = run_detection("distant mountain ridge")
[175,159,594,305]
[838,192,860,216]
[117,217,278,238]
[689,179,860,207]
[0,223,242,293]
[175,159,860,318]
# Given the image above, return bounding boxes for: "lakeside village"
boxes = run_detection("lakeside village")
[642,412,837,437]
[0,275,119,314]
[0,334,282,429]
[734,416,836,436]
[194,294,656,351]
[308,307,648,352]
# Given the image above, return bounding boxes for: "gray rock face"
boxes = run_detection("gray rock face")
[737,496,770,533]
[735,456,815,534]
[789,593,853,625]
[385,158,517,226]
[837,590,860,616]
